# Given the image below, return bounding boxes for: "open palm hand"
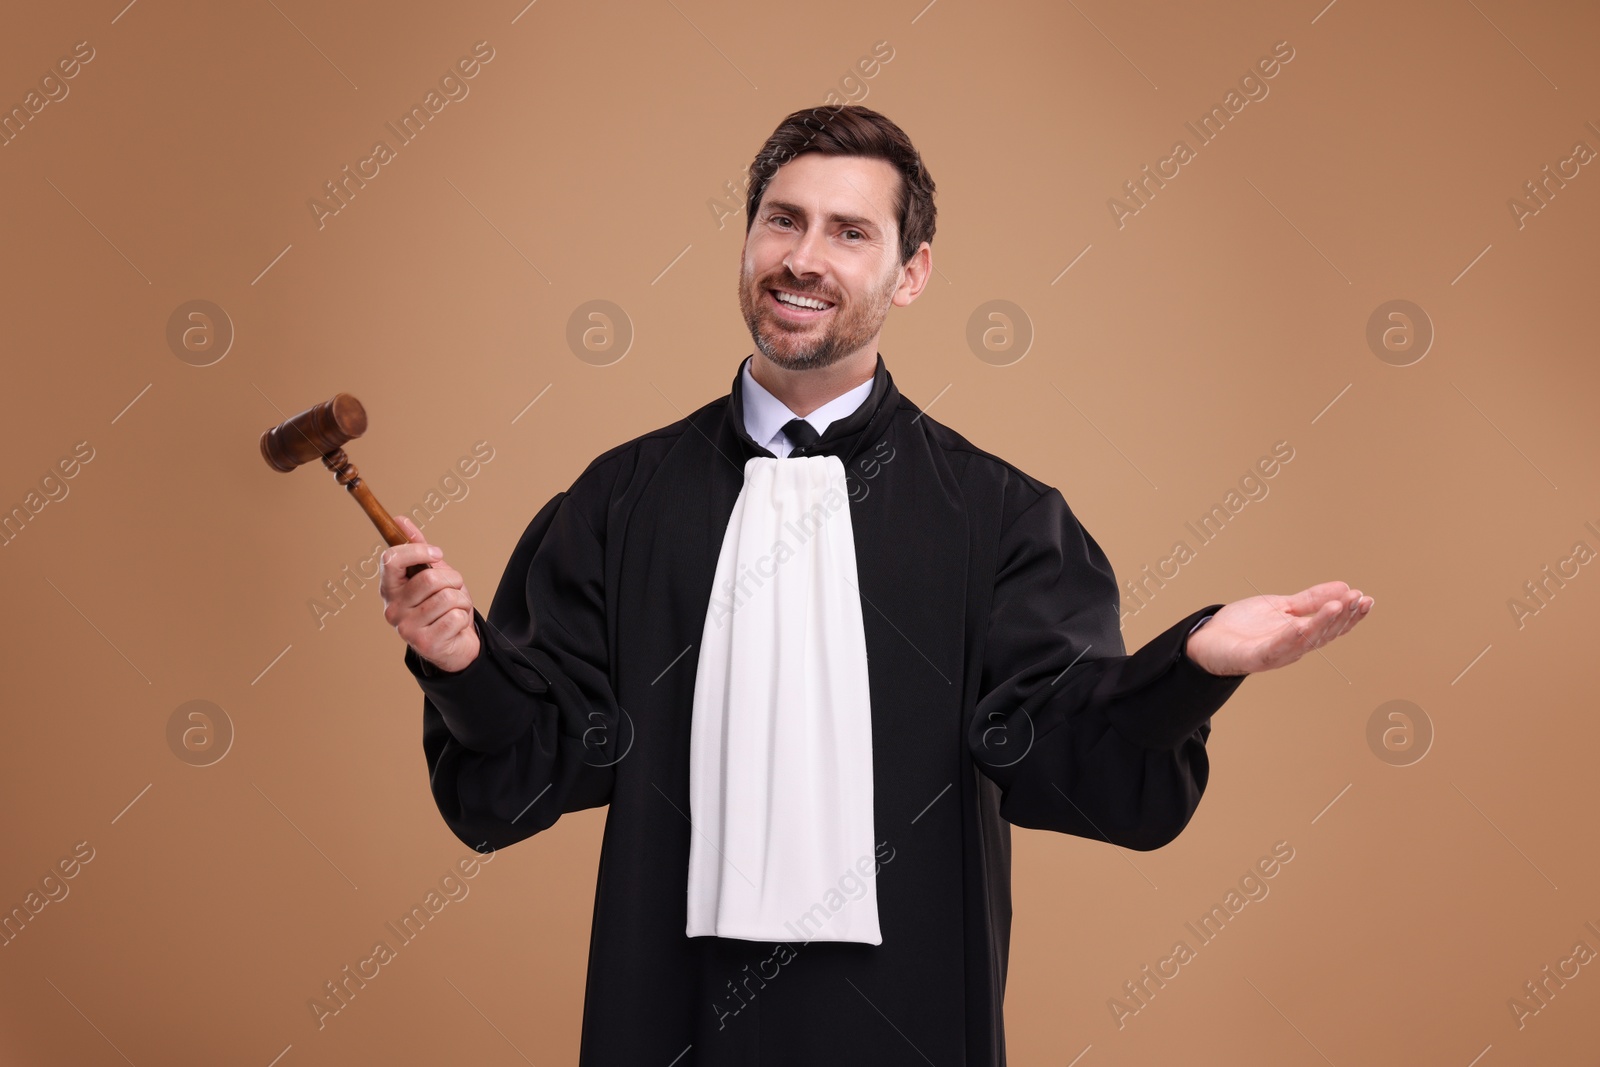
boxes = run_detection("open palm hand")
[1184,581,1374,676]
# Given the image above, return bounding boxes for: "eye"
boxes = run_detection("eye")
[843,229,864,241]
[772,214,794,228]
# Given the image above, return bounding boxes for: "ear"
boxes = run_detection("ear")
[892,242,932,307]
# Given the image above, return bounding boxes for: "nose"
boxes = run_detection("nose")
[783,224,827,281]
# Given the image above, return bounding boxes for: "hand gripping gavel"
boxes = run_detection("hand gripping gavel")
[259,393,430,579]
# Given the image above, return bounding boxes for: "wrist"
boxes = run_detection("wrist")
[1182,614,1233,676]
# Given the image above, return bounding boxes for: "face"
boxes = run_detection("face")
[738,153,924,372]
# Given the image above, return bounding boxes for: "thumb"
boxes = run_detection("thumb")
[394,513,429,546]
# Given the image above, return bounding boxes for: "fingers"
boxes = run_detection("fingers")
[385,574,474,645]
[1283,581,1352,617]
[382,542,443,575]
[1284,582,1372,630]
[1295,599,1345,653]
[1303,591,1374,650]
[382,515,430,570]
[378,517,447,595]
[395,513,427,544]
[378,545,437,601]
[382,561,468,622]
[381,544,440,580]
[1317,600,1357,647]
[1333,594,1373,641]
[405,597,475,651]
[411,560,465,598]
[412,585,474,630]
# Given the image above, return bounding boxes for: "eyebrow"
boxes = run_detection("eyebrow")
[762,199,878,232]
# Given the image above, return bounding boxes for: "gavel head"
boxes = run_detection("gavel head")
[260,393,368,473]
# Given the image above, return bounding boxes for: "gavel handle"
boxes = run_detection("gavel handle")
[348,480,431,579]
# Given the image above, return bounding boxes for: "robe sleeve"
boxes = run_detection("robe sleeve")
[968,486,1247,850]
[404,486,620,852]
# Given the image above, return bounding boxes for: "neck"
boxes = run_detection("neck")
[748,349,876,418]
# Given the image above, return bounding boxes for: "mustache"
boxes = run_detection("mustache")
[760,274,838,303]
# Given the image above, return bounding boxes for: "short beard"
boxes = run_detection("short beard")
[739,261,899,372]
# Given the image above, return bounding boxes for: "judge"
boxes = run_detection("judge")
[379,104,1373,1065]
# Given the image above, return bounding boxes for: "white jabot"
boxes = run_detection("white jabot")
[684,357,882,945]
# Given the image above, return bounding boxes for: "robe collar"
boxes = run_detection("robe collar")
[725,352,900,467]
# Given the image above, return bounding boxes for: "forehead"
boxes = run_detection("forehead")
[760,153,900,227]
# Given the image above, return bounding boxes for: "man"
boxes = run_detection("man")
[379,104,1372,1065]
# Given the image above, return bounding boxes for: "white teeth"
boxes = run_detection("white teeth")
[774,290,831,311]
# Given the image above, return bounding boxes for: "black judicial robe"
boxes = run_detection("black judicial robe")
[405,353,1247,1065]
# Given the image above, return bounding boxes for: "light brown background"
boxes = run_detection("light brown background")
[2,0,1597,1063]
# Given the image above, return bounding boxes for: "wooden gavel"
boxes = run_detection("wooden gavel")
[259,393,430,579]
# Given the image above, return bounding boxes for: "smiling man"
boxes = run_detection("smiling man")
[381,104,1372,1066]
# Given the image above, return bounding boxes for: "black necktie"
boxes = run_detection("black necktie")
[781,417,820,456]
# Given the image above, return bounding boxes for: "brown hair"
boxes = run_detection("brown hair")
[744,104,936,267]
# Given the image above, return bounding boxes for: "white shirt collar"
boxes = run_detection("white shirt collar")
[739,355,875,458]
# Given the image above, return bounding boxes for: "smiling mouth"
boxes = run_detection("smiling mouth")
[767,288,836,318]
